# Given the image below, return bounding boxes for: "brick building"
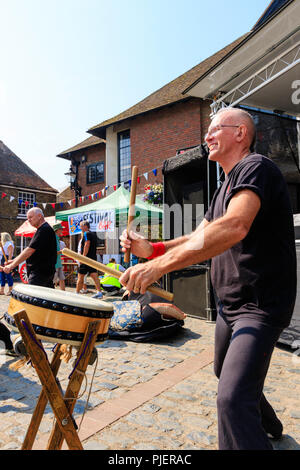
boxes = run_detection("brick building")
[57,0,299,257]
[0,140,58,254]
[55,37,245,255]
[57,135,106,205]
[87,36,246,192]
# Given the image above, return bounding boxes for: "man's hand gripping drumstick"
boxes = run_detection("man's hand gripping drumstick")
[119,228,193,295]
[120,190,261,296]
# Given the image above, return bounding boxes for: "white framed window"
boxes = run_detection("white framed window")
[18,191,36,218]
[118,131,131,184]
[86,162,104,185]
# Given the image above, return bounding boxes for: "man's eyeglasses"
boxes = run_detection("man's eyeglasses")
[205,124,240,140]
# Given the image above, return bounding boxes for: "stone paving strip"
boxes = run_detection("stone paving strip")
[0,291,300,451]
[33,345,215,449]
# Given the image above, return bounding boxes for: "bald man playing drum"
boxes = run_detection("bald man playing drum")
[1,208,57,288]
[120,108,296,450]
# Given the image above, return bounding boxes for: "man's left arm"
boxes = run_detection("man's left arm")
[120,189,261,293]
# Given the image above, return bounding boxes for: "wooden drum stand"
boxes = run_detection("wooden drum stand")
[13,309,102,450]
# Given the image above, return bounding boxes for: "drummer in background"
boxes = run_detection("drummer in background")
[53,223,66,291]
[1,207,57,288]
[77,235,89,294]
[76,220,103,298]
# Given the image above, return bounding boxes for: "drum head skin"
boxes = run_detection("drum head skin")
[4,284,114,346]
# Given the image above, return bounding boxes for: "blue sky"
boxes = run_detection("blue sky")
[0,0,269,190]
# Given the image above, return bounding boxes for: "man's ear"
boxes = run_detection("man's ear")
[236,124,247,143]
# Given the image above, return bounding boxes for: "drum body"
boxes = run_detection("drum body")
[3,284,114,346]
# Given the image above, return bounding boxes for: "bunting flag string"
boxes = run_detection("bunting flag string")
[1,163,163,211]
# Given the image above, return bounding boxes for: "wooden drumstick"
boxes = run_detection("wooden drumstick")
[124,165,138,264]
[62,248,174,302]
[0,241,8,263]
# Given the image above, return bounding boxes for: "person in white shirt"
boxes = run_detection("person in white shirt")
[0,232,14,295]
[0,232,17,356]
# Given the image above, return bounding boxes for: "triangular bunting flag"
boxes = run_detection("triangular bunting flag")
[51,203,55,209]
[2,192,7,198]
[143,172,148,180]
[42,203,47,209]
[10,196,15,202]
[137,176,140,184]
[152,168,157,176]
[60,202,64,208]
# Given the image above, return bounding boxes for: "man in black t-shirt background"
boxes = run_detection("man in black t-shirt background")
[75,220,103,298]
[119,107,297,450]
[1,207,57,288]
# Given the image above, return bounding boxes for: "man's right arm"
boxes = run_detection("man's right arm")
[2,247,35,273]
[120,218,210,259]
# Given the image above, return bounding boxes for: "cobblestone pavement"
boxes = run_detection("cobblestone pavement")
[0,285,299,451]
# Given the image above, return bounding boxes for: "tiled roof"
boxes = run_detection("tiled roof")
[56,185,73,202]
[0,140,57,193]
[57,135,105,159]
[252,0,292,31]
[88,34,249,138]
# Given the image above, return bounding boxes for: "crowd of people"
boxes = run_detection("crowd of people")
[0,107,297,450]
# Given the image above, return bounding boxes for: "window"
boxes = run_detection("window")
[118,131,131,184]
[18,191,36,218]
[86,162,104,185]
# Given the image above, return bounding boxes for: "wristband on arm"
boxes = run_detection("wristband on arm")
[146,242,166,260]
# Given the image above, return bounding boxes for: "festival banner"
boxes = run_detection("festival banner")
[68,210,115,236]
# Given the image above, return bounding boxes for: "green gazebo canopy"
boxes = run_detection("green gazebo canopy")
[55,186,162,223]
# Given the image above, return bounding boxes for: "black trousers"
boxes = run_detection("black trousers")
[214,310,283,450]
[0,322,13,350]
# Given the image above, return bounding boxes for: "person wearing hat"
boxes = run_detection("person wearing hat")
[53,222,65,291]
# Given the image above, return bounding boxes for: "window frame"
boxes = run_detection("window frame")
[86,161,105,185]
[118,130,131,186]
[17,191,36,219]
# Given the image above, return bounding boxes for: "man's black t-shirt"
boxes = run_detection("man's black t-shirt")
[81,231,97,260]
[205,153,297,328]
[27,222,57,278]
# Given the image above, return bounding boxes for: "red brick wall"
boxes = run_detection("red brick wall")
[128,98,202,188]
[200,101,213,141]
[76,144,106,200]
[74,99,212,200]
